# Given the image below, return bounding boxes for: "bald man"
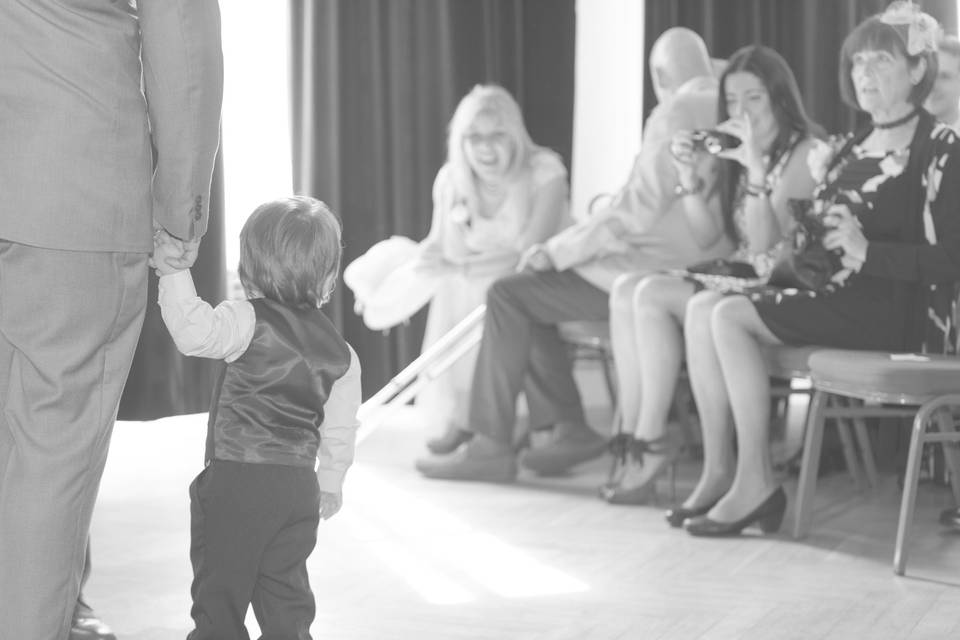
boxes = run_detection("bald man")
[416,27,731,482]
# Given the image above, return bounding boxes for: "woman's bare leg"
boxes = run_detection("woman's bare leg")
[680,290,735,509]
[608,272,648,433]
[631,275,695,439]
[609,275,694,492]
[707,296,783,522]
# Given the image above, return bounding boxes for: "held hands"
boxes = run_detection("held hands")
[319,490,343,520]
[150,229,199,277]
[517,243,554,272]
[822,204,868,273]
[150,228,200,277]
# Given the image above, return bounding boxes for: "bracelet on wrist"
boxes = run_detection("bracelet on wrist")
[744,181,771,198]
[674,177,705,198]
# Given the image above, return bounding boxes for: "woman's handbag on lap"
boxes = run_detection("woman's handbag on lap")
[686,258,759,279]
[766,198,843,291]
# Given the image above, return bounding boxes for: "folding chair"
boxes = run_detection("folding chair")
[793,349,960,575]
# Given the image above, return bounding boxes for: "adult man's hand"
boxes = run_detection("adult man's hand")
[175,238,201,269]
[162,235,201,271]
[517,244,554,272]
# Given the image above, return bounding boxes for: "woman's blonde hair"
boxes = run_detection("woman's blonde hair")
[445,84,540,212]
[238,196,342,308]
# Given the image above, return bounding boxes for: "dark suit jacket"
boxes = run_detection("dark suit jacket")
[0,0,223,252]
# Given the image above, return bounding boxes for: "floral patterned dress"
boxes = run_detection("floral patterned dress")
[754,112,960,352]
[678,136,803,293]
[732,135,803,277]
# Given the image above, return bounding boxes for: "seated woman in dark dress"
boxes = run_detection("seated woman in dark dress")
[676,2,960,536]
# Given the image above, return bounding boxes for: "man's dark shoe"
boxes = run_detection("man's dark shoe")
[519,422,607,476]
[939,507,960,531]
[425,426,474,455]
[70,612,117,640]
[415,440,517,483]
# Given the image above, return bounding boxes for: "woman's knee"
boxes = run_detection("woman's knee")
[685,291,721,341]
[609,272,644,317]
[710,296,772,345]
[632,275,685,321]
[710,296,746,333]
[487,272,528,306]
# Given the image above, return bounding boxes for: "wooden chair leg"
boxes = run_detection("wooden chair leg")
[793,389,828,539]
[894,403,935,575]
[852,415,878,490]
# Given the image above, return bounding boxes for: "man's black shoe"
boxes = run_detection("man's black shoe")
[939,507,960,531]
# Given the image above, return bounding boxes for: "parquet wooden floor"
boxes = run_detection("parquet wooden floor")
[86,407,960,639]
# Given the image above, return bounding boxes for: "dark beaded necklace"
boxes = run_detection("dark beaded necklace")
[872,107,919,130]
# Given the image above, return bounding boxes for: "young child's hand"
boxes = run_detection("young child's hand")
[150,229,188,277]
[319,490,343,520]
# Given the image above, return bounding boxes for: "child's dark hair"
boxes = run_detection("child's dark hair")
[238,196,342,308]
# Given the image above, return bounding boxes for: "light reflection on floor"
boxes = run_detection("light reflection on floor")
[342,465,590,603]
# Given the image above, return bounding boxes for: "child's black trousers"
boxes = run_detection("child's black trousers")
[187,459,321,639]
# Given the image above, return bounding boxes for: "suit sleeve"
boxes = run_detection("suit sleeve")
[139,0,224,242]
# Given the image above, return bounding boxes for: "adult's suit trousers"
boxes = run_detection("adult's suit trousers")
[467,269,610,443]
[0,242,147,639]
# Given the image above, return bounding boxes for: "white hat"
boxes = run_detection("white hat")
[344,236,441,331]
[361,259,443,330]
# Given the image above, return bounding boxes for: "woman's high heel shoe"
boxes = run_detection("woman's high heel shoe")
[684,487,787,537]
[598,433,634,496]
[664,500,718,528]
[599,432,684,505]
[599,459,657,505]
[425,427,473,455]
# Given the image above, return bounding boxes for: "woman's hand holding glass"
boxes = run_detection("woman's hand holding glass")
[714,114,765,181]
[669,130,702,190]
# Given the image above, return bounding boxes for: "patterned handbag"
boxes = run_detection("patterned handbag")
[766,198,844,291]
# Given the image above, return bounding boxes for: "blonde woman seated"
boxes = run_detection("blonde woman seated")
[415,85,570,454]
[601,45,822,505]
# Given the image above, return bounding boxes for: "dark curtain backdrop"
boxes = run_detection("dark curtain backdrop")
[644,0,958,135]
[290,0,575,396]
[117,150,227,420]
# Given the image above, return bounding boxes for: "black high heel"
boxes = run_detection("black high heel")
[598,433,634,496]
[599,433,683,505]
[664,500,718,528]
[684,487,787,537]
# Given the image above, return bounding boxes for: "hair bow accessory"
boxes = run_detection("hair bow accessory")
[880,0,941,56]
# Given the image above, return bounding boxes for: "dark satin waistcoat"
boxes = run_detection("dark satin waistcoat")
[206,298,351,467]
